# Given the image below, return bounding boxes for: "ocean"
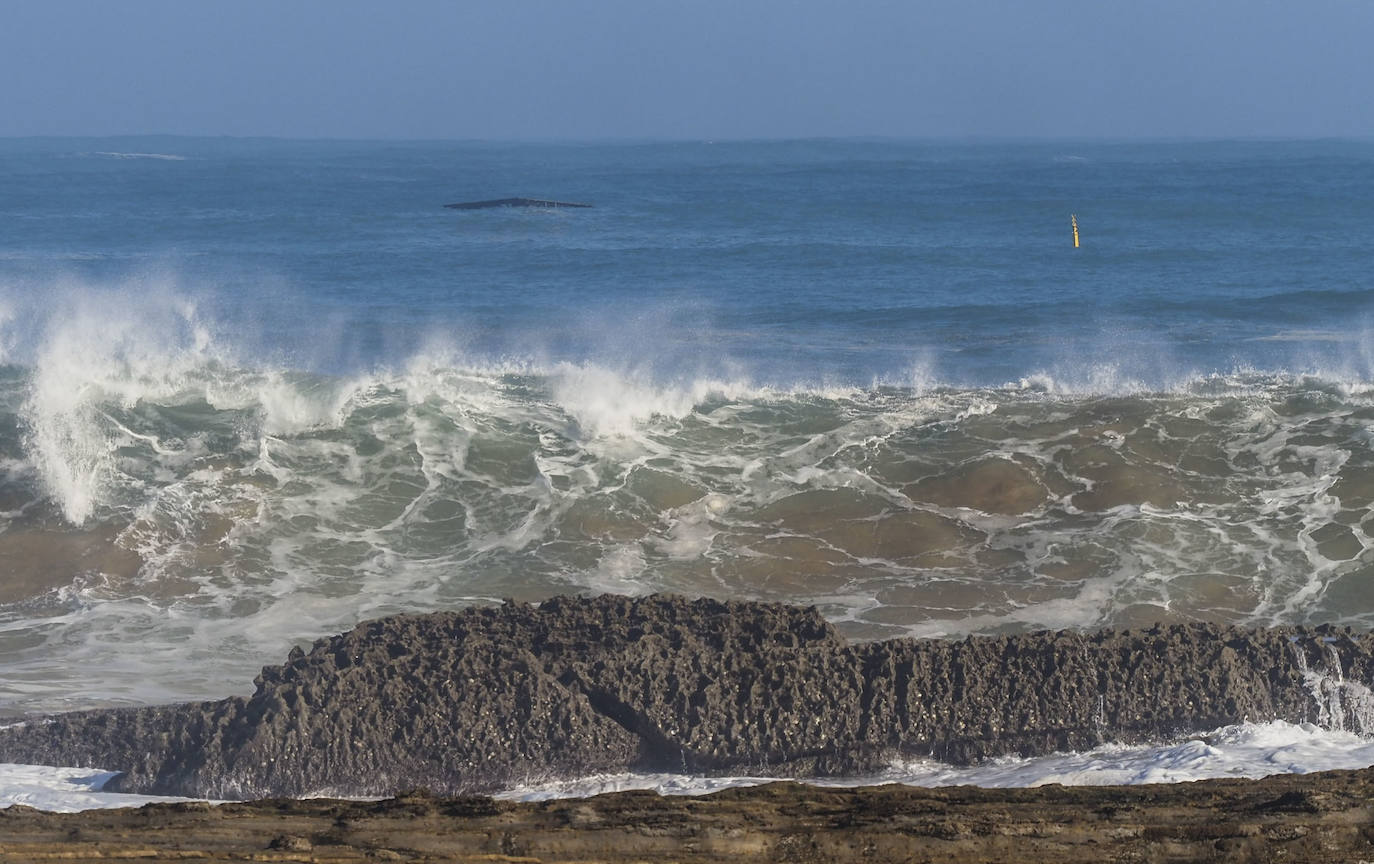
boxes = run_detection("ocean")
[2,137,1374,807]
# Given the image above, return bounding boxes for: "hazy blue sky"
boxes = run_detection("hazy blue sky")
[3,0,1371,139]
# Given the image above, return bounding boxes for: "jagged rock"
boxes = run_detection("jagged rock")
[0,594,1368,799]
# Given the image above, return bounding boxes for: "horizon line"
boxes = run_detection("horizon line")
[3,133,1374,146]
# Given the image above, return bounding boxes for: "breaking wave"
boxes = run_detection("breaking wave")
[3,285,1374,712]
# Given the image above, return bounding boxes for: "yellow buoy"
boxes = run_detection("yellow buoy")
[1071,214,1080,248]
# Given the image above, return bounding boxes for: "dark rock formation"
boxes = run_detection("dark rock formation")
[444,197,591,209]
[0,594,1369,799]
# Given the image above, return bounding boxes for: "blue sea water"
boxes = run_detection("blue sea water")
[2,137,1374,731]
[5,138,1371,383]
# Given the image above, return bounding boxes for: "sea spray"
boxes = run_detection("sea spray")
[5,353,1374,708]
[20,286,227,524]
[5,139,1374,799]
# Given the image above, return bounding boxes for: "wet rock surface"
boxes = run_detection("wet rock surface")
[4,774,1374,863]
[0,593,1370,799]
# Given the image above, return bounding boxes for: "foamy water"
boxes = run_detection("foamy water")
[3,291,1374,712]
[4,138,1374,799]
[500,721,1374,801]
[0,763,202,812]
[3,720,1370,812]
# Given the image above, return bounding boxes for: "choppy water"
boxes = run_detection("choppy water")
[3,138,1374,798]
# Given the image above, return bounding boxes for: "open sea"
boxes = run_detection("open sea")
[3,137,1374,807]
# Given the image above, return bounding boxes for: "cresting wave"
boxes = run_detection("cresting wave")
[3,291,1374,711]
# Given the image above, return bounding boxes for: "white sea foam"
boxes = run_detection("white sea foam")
[251,372,366,437]
[1256,329,1354,343]
[0,763,204,811]
[2,721,1368,812]
[582,545,652,595]
[7,340,1373,703]
[21,284,225,524]
[89,152,188,161]
[499,721,1374,802]
[8,280,1374,713]
[548,361,760,438]
[0,297,14,365]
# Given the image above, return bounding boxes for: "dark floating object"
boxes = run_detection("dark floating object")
[444,197,592,210]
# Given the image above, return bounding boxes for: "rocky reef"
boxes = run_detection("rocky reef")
[0,594,1370,799]
[7,775,1374,863]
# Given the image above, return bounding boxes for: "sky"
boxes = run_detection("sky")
[3,0,1372,140]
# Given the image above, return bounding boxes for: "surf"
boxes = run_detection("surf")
[5,138,1374,804]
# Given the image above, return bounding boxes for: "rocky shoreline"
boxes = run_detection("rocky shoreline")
[3,771,1374,863]
[1,594,1371,800]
